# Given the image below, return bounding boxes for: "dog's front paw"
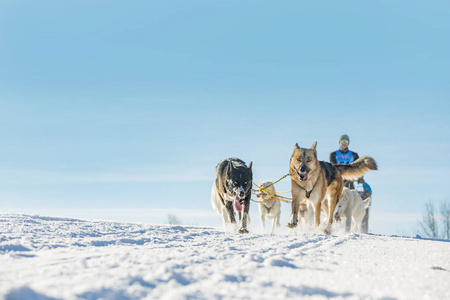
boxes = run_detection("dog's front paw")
[286,222,298,229]
[323,226,332,235]
[238,228,249,234]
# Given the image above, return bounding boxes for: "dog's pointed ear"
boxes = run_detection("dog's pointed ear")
[248,161,252,172]
[295,143,300,150]
[310,141,318,158]
[227,161,234,174]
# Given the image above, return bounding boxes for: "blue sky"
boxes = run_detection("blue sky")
[1,1,449,235]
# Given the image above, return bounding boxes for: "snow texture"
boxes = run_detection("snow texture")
[1,214,449,300]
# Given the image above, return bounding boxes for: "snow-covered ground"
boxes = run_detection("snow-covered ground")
[1,214,449,300]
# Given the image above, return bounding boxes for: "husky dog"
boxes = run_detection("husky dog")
[256,180,281,233]
[288,142,377,234]
[211,158,253,233]
[333,187,371,233]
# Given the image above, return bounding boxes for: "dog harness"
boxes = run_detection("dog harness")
[335,150,354,164]
[297,178,318,199]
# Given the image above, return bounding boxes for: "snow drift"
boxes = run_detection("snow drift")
[0,214,449,299]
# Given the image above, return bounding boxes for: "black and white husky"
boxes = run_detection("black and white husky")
[211,158,253,233]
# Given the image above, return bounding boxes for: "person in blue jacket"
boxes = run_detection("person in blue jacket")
[329,134,359,189]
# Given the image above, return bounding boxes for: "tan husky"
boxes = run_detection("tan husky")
[287,142,377,234]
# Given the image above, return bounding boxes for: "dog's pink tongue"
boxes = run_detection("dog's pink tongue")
[235,197,243,212]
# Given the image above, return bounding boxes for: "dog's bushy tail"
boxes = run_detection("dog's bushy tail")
[335,156,378,180]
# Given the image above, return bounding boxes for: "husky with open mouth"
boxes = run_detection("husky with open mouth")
[211,158,253,233]
[287,142,377,234]
[256,180,281,233]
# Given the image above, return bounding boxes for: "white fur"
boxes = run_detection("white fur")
[211,184,250,232]
[257,180,281,233]
[298,200,332,234]
[333,187,371,233]
[211,184,233,226]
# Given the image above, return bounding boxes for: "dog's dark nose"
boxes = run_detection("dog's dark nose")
[300,165,307,172]
[239,191,245,198]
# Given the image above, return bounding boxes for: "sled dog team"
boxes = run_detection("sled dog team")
[211,142,377,234]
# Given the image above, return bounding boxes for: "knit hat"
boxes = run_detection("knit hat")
[339,134,350,143]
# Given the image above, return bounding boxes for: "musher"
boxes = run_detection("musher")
[329,134,359,189]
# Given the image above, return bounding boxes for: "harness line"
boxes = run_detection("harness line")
[251,173,294,203]
[250,196,292,204]
[253,172,291,192]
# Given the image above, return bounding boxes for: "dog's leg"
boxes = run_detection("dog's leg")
[216,193,232,225]
[325,180,343,235]
[312,200,322,227]
[323,196,337,235]
[238,198,250,234]
[321,198,329,220]
[327,196,338,225]
[220,205,229,224]
[345,214,352,233]
[352,216,358,233]
[355,218,361,233]
[307,201,314,228]
[361,208,369,233]
[287,199,300,228]
[287,189,301,228]
[271,217,276,234]
[354,208,365,233]
[260,212,266,231]
[225,201,236,224]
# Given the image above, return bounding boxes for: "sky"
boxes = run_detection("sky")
[0,1,449,236]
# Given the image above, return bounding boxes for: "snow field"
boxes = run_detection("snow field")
[0,214,449,299]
